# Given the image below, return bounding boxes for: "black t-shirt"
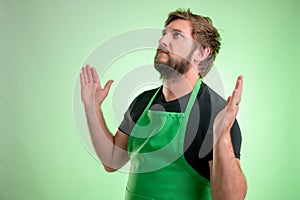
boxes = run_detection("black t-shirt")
[119,82,242,180]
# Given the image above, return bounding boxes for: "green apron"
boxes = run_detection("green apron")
[126,78,211,200]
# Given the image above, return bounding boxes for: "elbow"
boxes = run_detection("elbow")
[241,178,248,199]
[103,165,117,173]
[231,177,248,200]
[211,177,248,200]
[236,172,248,199]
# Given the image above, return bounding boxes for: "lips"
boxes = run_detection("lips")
[157,49,169,55]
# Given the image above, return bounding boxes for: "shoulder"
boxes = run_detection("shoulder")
[118,87,161,135]
[127,87,160,113]
[198,82,227,113]
[201,83,242,157]
[135,87,159,101]
[130,87,159,106]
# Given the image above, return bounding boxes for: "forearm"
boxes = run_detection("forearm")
[84,104,115,163]
[80,65,128,171]
[210,132,247,200]
[84,104,130,173]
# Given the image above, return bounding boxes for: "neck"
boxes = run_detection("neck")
[162,69,200,102]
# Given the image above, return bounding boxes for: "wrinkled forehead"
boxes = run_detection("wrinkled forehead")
[164,19,193,38]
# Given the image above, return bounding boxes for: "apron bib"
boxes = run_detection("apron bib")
[126,78,211,200]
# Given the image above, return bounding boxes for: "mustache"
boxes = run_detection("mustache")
[156,46,169,54]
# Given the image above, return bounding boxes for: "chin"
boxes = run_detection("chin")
[156,53,169,62]
[155,59,167,65]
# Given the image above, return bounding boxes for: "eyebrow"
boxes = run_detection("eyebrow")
[171,29,184,33]
[162,28,184,33]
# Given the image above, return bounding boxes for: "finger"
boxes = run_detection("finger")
[82,66,88,84]
[231,89,239,106]
[228,89,239,108]
[235,75,243,90]
[235,76,243,97]
[80,73,85,87]
[231,76,243,106]
[103,80,114,94]
[86,65,94,83]
[91,67,100,84]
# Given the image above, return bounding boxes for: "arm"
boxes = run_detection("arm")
[209,76,247,200]
[80,64,129,172]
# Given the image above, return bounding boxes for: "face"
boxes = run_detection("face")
[154,19,197,79]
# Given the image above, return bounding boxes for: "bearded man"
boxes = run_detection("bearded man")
[80,9,247,200]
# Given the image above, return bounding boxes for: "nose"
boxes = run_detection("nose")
[159,33,170,47]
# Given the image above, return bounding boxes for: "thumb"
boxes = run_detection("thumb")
[226,96,232,105]
[103,80,114,94]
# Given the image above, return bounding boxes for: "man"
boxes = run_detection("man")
[80,9,247,200]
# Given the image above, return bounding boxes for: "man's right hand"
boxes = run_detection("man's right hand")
[79,65,129,172]
[80,64,114,108]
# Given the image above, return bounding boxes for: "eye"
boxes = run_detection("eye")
[172,31,183,39]
[162,30,167,36]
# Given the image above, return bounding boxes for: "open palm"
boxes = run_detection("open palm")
[213,76,243,141]
[80,64,113,107]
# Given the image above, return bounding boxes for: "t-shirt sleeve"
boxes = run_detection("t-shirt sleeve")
[230,119,242,159]
[205,85,242,160]
[202,119,242,162]
[118,96,140,135]
[118,89,157,135]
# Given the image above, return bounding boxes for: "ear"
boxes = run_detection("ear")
[194,47,210,65]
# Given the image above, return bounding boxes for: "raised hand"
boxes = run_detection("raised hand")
[213,76,243,140]
[80,64,114,108]
[211,75,246,200]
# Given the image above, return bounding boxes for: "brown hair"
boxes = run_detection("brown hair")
[165,9,221,76]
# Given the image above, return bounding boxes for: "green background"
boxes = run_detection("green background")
[1,0,299,199]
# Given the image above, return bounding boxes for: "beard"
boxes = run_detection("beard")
[154,49,194,80]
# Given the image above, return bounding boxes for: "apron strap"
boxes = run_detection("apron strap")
[184,78,203,115]
[143,86,161,112]
[142,78,202,115]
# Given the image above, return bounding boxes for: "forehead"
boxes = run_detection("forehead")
[165,19,193,37]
